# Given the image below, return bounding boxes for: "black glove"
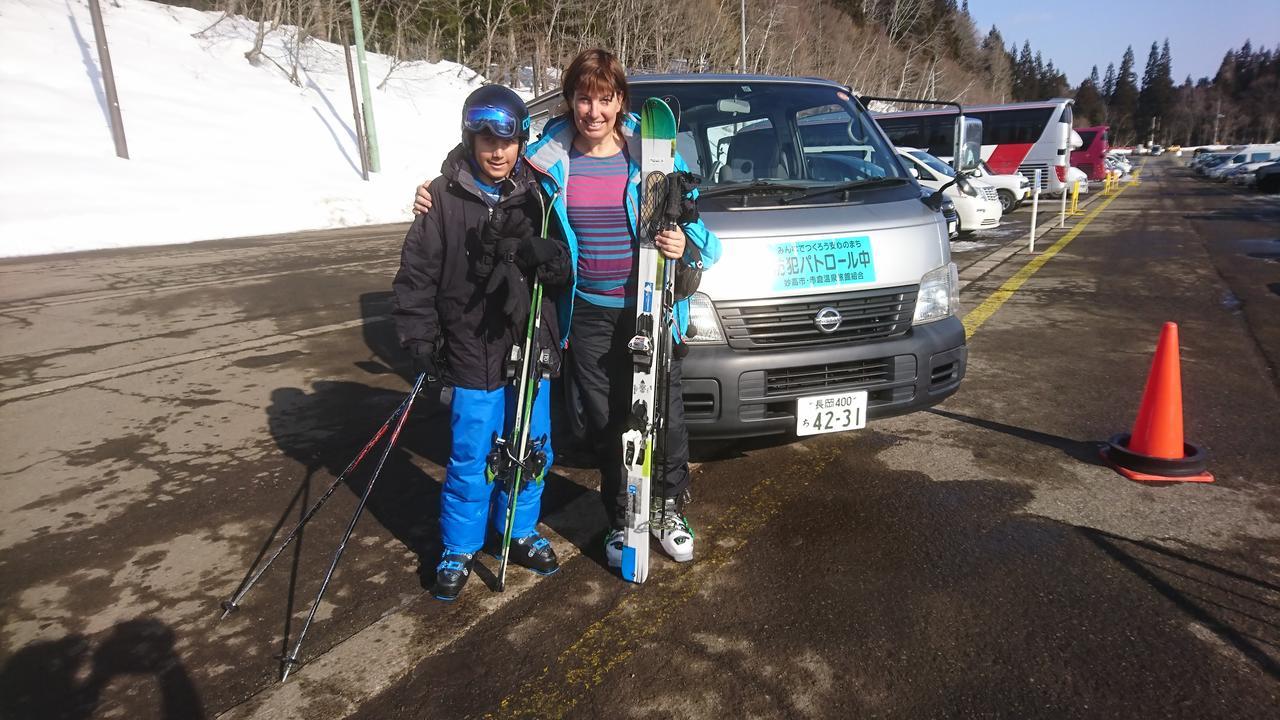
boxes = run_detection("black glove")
[515,235,560,274]
[664,171,702,225]
[409,342,439,379]
[485,260,532,329]
[476,211,532,279]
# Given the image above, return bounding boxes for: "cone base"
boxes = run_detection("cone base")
[1100,433,1214,484]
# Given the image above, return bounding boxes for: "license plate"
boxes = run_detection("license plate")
[947,220,958,236]
[796,390,868,436]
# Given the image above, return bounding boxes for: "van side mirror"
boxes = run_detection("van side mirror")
[907,165,920,179]
[953,116,983,173]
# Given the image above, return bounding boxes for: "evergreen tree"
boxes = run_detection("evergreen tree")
[1103,62,1117,101]
[981,26,1014,102]
[1073,65,1105,126]
[1110,46,1140,144]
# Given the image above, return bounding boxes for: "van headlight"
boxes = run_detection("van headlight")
[913,263,959,325]
[958,178,979,197]
[685,292,727,344]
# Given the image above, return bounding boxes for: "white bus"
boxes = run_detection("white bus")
[874,99,1075,194]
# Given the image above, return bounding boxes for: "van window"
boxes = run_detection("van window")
[1250,152,1271,162]
[625,82,908,194]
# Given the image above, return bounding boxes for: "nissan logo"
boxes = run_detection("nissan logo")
[814,306,842,334]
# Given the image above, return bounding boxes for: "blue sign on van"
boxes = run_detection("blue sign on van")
[770,236,876,291]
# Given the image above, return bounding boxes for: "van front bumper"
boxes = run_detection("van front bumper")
[680,315,966,439]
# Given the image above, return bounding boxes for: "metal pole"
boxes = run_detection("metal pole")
[1059,174,1068,228]
[350,0,380,172]
[343,38,370,181]
[281,373,426,682]
[1028,169,1040,254]
[739,0,746,73]
[87,0,128,159]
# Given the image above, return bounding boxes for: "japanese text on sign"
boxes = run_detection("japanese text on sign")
[771,236,876,291]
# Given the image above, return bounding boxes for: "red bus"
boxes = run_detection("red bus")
[1071,125,1109,181]
[875,99,1075,194]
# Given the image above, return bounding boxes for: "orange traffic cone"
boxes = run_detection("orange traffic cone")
[1101,322,1214,483]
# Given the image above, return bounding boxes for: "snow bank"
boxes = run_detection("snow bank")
[0,0,488,257]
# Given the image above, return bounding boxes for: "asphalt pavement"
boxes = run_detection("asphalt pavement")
[0,157,1277,719]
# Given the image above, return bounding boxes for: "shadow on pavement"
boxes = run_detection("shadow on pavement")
[1081,527,1280,681]
[0,618,205,720]
[927,407,1107,467]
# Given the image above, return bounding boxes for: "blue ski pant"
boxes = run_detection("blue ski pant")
[441,381,553,555]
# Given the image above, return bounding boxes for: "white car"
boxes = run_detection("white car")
[969,160,1031,213]
[1065,166,1090,194]
[1228,160,1276,186]
[899,147,1002,234]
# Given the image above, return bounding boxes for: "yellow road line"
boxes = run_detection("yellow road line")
[961,182,1130,338]
[486,449,838,719]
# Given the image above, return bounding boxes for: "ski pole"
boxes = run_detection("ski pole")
[496,191,557,591]
[220,391,416,619]
[281,372,427,681]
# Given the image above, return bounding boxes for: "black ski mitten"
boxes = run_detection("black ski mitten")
[515,235,560,274]
[409,341,440,379]
[475,211,532,279]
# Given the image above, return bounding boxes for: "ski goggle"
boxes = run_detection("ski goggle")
[463,105,530,139]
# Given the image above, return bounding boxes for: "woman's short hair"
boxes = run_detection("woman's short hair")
[561,49,629,127]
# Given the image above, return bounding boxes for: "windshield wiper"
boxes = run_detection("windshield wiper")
[698,179,809,199]
[779,177,910,205]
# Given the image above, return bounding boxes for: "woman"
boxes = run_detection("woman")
[416,49,721,569]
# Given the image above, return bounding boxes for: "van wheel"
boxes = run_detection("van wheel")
[997,189,1016,213]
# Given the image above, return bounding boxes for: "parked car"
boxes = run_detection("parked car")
[1206,145,1280,180]
[1228,159,1276,186]
[1065,166,1090,194]
[1256,162,1280,193]
[897,147,1002,234]
[527,75,968,438]
[968,160,1031,213]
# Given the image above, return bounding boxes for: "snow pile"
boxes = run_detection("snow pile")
[0,0,489,257]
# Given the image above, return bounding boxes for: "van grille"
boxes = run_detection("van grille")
[765,358,891,396]
[1018,163,1050,190]
[979,185,999,202]
[717,286,917,351]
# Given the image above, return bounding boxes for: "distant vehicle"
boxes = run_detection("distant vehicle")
[898,147,1002,234]
[1065,166,1090,194]
[1071,125,1110,180]
[1105,153,1132,175]
[875,98,1075,195]
[1228,159,1275,186]
[969,160,1031,212]
[1255,162,1280,193]
[1206,145,1280,180]
[1151,145,1165,155]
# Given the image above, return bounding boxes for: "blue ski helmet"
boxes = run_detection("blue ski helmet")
[461,85,531,151]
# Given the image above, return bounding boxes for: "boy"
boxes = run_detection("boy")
[392,85,571,601]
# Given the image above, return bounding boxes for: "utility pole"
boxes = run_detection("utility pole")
[87,0,128,159]
[1211,97,1223,145]
[350,0,380,172]
[739,0,746,73]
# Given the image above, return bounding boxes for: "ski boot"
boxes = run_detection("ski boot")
[604,528,625,569]
[433,552,474,601]
[650,494,694,562]
[507,534,560,576]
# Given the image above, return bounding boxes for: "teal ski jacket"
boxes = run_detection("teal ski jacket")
[524,112,722,343]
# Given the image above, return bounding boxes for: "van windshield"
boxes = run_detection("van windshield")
[626,81,908,198]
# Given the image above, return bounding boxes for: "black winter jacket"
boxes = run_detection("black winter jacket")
[391,146,571,391]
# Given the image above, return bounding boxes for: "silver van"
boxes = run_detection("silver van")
[528,74,966,439]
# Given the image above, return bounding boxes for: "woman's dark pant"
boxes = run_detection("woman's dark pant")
[567,300,690,529]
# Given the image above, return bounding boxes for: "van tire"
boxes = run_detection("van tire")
[997,189,1017,213]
